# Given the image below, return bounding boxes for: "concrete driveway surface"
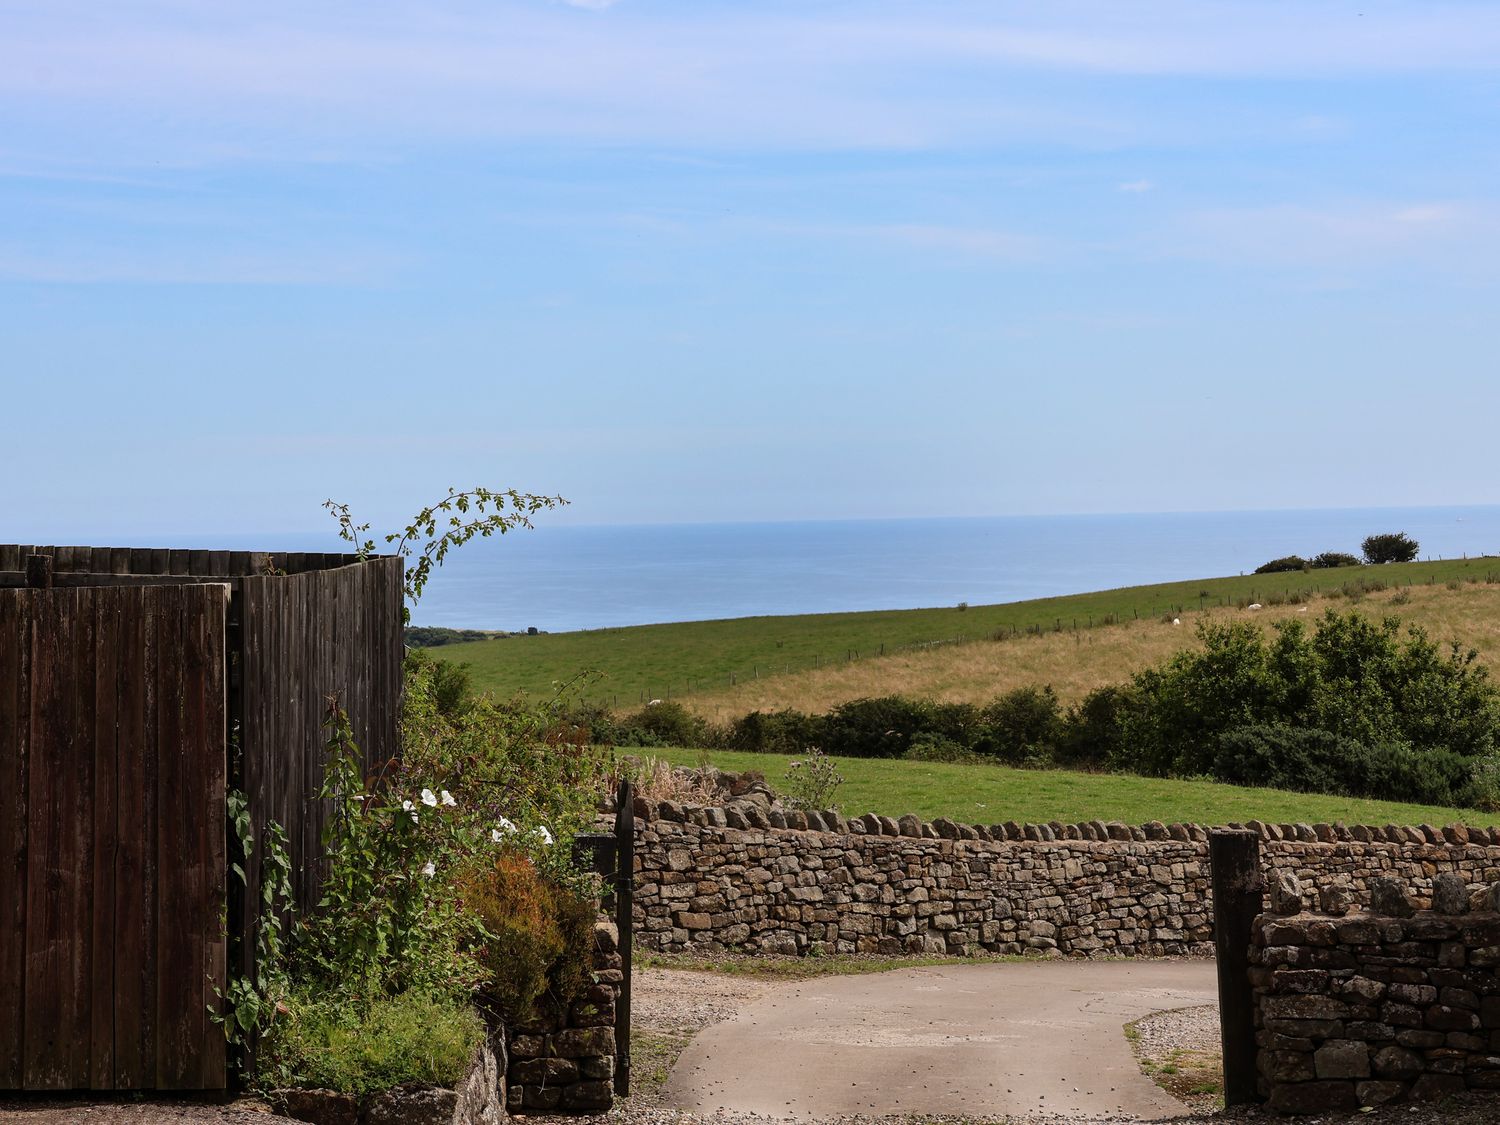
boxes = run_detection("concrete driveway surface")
[667,959,1219,1120]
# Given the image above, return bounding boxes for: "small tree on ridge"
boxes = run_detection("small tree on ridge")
[1361,532,1419,565]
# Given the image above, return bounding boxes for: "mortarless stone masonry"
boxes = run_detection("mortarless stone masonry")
[505,922,621,1115]
[622,793,1500,959]
[1251,875,1500,1114]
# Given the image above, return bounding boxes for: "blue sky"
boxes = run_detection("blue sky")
[4,1,1500,539]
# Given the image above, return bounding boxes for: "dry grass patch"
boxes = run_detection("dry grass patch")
[681,582,1500,717]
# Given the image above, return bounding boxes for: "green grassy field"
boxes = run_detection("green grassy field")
[631,746,1496,829]
[429,558,1500,703]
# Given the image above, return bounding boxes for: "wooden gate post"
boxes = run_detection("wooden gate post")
[1210,829,1263,1106]
[613,778,634,1097]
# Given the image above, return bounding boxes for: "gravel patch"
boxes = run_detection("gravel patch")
[0,1098,299,1125]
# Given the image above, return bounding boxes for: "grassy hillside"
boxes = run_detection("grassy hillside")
[636,747,1496,829]
[432,557,1500,706]
[685,580,1500,719]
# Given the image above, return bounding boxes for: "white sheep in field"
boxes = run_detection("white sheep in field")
[1247,603,1263,611]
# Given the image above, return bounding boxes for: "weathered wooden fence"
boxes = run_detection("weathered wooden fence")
[0,545,405,1092]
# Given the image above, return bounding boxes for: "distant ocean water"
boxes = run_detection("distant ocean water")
[398,505,1500,633]
[141,505,1499,633]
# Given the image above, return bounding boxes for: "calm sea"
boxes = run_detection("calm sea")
[142,505,1499,632]
[398,505,1500,633]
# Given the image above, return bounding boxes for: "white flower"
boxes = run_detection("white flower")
[420,788,439,807]
[421,861,436,878]
[401,799,418,824]
[490,828,505,843]
[535,825,554,846]
[496,816,517,834]
[440,789,456,807]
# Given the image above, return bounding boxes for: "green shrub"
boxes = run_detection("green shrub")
[1310,552,1360,569]
[975,685,1062,765]
[729,708,825,755]
[821,696,936,758]
[927,701,983,749]
[1212,724,1477,806]
[1254,555,1308,575]
[1212,724,1369,796]
[1116,609,1500,797]
[1362,532,1419,565]
[903,733,982,763]
[261,989,483,1098]
[613,700,722,748]
[1056,684,1136,769]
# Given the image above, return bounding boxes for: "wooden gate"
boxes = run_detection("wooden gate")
[0,584,228,1090]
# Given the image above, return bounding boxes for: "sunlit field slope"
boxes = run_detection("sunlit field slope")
[433,558,1500,709]
[636,747,1496,830]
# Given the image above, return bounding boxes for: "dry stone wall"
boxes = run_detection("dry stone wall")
[625,795,1500,959]
[505,923,621,1115]
[1251,873,1500,1114]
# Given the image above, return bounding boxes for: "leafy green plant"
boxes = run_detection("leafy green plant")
[261,989,483,1098]
[293,706,484,999]
[781,747,845,810]
[325,486,568,614]
[215,791,294,1050]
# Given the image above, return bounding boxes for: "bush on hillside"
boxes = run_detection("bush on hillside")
[1055,684,1137,769]
[1254,555,1308,575]
[1115,610,1500,785]
[903,733,982,763]
[1211,724,1477,807]
[612,700,723,748]
[729,708,826,755]
[1362,532,1420,565]
[821,696,938,758]
[1310,551,1361,569]
[974,685,1063,765]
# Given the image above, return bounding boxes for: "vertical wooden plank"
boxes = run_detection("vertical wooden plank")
[236,578,265,986]
[68,593,96,1090]
[0,545,18,572]
[154,586,191,1088]
[180,585,226,1089]
[112,588,156,1088]
[127,549,153,575]
[109,548,131,576]
[89,592,119,1088]
[23,590,72,1088]
[0,591,30,1087]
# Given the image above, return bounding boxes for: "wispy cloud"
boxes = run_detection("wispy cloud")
[1155,200,1500,275]
[1118,179,1153,193]
[4,2,1500,164]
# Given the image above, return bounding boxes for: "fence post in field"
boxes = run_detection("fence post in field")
[1210,829,1263,1107]
[613,777,635,1097]
[25,553,53,589]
